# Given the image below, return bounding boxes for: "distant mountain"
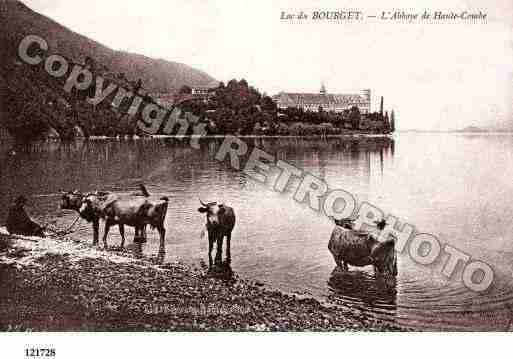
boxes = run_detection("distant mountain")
[0,0,216,93]
[456,126,489,133]
[0,0,217,140]
[400,127,490,133]
[486,121,513,132]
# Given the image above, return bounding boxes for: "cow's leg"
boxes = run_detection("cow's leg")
[134,226,140,243]
[134,224,147,243]
[119,224,125,249]
[102,221,111,249]
[215,235,223,265]
[226,232,232,263]
[136,225,148,243]
[335,257,342,268]
[373,265,379,276]
[142,224,147,243]
[335,257,347,271]
[92,219,99,245]
[157,225,166,255]
[208,232,214,268]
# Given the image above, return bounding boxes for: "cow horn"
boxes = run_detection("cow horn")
[199,198,208,207]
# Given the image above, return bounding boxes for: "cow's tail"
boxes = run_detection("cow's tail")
[137,184,169,202]
[139,183,150,197]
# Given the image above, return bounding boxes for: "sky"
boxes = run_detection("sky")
[23,0,513,130]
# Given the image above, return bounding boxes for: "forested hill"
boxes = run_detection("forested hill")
[0,0,216,92]
[0,0,216,140]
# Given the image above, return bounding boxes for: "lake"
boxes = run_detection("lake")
[1,133,513,330]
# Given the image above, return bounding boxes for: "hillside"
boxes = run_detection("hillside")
[0,0,216,93]
[0,0,216,140]
[456,126,489,133]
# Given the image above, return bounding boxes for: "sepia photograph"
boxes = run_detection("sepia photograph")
[0,0,512,355]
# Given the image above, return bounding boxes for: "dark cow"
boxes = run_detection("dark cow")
[79,192,169,253]
[61,190,107,245]
[60,185,150,247]
[328,218,397,277]
[198,199,236,268]
[5,195,45,237]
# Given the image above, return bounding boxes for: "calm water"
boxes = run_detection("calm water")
[1,133,513,331]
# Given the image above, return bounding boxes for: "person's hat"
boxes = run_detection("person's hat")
[14,195,27,205]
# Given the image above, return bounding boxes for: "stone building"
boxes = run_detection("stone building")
[273,85,371,114]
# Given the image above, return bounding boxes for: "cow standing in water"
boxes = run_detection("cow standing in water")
[198,199,236,268]
[79,192,169,254]
[328,218,397,277]
[61,190,108,245]
[60,185,150,247]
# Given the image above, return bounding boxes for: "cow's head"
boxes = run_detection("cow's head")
[79,193,103,222]
[333,217,356,230]
[198,199,225,226]
[374,219,387,231]
[372,237,397,277]
[60,190,83,211]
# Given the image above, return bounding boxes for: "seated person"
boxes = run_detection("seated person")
[5,195,45,237]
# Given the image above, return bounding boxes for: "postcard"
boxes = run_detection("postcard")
[0,0,512,356]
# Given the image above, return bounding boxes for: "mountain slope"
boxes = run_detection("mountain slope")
[0,0,217,140]
[0,0,216,93]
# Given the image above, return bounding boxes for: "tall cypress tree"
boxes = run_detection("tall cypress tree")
[391,110,396,132]
[384,111,390,131]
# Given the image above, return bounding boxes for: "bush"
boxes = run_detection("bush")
[0,234,13,252]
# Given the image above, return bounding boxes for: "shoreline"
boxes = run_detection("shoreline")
[5,133,394,143]
[0,231,401,331]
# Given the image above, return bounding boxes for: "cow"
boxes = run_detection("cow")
[60,185,150,246]
[61,190,107,245]
[79,192,169,253]
[198,199,236,268]
[328,218,397,277]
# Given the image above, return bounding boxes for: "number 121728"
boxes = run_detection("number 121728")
[25,348,56,357]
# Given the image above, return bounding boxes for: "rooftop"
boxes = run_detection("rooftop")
[274,92,368,106]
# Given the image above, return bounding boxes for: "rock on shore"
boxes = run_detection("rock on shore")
[0,232,400,331]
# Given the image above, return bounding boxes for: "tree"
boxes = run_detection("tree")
[349,106,361,129]
[261,95,277,113]
[133,78,143,94]
[391,110,396,132]
[84,56,95,69]
[239,79,249,89]
[178,85,192,94]
[384,111,390,131]
[227,79,238,90]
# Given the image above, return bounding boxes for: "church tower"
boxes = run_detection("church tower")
[320,83,327,96]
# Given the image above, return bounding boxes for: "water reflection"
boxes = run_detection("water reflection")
[4,134,513,330]
[208,261,235,281]
[327,268,397,322]
[14,135,507,330]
